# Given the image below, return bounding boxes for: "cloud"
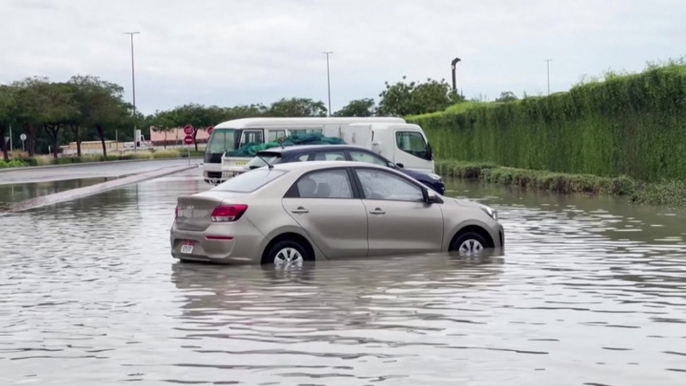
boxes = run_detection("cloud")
[1,0,684,113]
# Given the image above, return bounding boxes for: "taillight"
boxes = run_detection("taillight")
[175,206,179,219]
[211,204,248,222]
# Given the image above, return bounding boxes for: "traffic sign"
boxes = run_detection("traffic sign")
[183,125,193,135]
[20,133,27,141]
[184,135,194,145]
[207,126,213,135]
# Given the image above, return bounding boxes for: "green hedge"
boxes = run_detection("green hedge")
[436,160,686,208]
[410,63,686,183]
[0,159,29,168]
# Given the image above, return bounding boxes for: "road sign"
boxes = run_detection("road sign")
[184,135,194,145]
[20,133,27,141]
[183,125,193,135]
[207,126,213,135]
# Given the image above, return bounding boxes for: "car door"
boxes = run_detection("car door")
[282,168,368,259]
[353,167,443,256]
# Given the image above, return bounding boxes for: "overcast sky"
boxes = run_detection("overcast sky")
[1,0,684,114]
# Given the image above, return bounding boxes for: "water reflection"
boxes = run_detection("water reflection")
[0,171,685,385]
[0,177,120,206]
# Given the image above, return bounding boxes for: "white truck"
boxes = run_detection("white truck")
[202,117,435,185]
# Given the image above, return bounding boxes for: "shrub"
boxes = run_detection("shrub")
[0,159,28,168]
[410,62,686,183]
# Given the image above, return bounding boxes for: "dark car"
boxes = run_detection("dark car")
[242,145,445,195]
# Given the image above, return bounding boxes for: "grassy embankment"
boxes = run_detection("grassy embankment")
[409,61,686,208]
[0,149,205,169]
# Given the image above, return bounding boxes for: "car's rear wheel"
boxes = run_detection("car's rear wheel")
[265,240,311,267]
[450,232,488,256]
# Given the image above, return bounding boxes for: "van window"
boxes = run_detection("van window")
[268,130,287,142]
[395,132,431,161]
[241,130,264,145]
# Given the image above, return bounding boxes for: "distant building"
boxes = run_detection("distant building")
[150,127,211,146]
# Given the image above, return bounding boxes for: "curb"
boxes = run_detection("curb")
[0,157,204,173]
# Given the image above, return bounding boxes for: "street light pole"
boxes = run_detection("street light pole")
[125,32,140,151]
[545,59,552,95]
[451,57,461,95]
[323,51,333,116]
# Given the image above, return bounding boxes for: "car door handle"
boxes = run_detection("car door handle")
[369,208,386,215]
[291,207,309,214]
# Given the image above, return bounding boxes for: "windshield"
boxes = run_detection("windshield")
[206,128,240,154]
[395,131,432,161]
[246,153,282,169]
[212,169,287,193]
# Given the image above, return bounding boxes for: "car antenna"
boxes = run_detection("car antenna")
[257,154,273,169]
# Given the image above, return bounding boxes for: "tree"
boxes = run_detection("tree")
[268,98,327,117]
[334,98,376,117]
[40,82,79,158]
[495,91,518,103]
[0,85,17,161]
[69,77,128,157]
[378,77,464,116]
[11,77,51,156]
[148,111,177,148]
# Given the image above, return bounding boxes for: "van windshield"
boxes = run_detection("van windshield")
[206,129,240,154]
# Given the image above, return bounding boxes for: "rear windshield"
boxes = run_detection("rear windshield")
[213,169,287,192]
[246,153,282,169]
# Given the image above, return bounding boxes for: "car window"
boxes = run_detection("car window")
[296,154,310,162]
[213,169,286,192]
[350,151,387,166]
[396,131,430,160]
[310,151,346,161]
[355,169,424,202]
[246,153,281,169]
[295,169,353,198]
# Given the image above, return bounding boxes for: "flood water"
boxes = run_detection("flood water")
[1,171,685,385]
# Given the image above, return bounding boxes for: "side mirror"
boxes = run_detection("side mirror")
[425,189,438,204]
[396,163,405,169]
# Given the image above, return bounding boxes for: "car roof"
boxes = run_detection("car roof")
[271,160,386,172]
[256,144,371,154]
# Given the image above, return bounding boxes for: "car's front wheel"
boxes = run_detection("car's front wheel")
[450,232,488,255]
[265,240,311,267]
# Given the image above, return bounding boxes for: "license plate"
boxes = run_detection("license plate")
[180,240,194,254]
[234,161,247,166]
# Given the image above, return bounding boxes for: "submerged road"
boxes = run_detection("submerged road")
[0,158,202,185]
[1,169,685,385]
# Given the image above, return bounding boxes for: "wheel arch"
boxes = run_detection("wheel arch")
[448,224,495,251]
[260,230,319,264]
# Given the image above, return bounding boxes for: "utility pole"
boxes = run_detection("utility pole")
[323,51,333,116]
[124,32,140,151]
[9,124,12,152]
[545,59,552,95]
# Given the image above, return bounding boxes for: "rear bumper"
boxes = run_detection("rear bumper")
[170,221,265,264]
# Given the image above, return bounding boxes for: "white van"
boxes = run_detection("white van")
[202,117,434,184]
